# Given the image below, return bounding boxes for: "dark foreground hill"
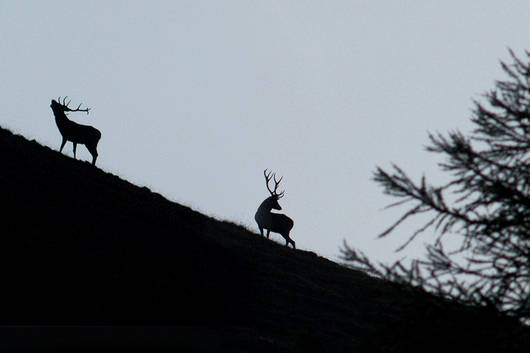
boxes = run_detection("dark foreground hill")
[0,126,528,352]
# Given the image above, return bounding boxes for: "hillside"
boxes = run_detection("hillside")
[0,126,528,352]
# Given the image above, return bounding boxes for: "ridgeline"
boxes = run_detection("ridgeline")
[0,126,528,352]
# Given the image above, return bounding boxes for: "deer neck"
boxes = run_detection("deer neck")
[256,199,278,224]
[257,200,273,214]
[52,109,71,130]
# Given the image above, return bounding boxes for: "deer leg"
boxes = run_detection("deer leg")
[72,143,77,159]
[59,138,67,153]
[284,233,296,249]
[266,229,270,239]
[258,227,264,236]
[87,144,98,166]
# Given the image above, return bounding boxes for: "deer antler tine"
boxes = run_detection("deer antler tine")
[272,173,283,194]
[264,169,275,195]
[265,170,274,183]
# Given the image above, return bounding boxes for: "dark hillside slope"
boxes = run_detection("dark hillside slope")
[0,126,528,352]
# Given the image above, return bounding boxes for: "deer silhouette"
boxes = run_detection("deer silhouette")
[255,169,295,248]
[50,97,101,165]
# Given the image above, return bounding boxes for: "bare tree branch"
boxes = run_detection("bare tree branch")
[342,49,530,323]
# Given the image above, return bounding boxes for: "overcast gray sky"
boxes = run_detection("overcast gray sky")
[1,1,529,261]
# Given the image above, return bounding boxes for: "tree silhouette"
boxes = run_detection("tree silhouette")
[342,49,530,322]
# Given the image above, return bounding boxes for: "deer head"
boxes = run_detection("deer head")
[50,96,91,115]
[263,169,285,210]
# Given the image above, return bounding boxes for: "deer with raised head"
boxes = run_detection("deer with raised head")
[50,96,101,165]
[255,169,295,248]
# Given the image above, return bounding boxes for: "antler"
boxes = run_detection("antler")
[58,96,91,115]
[264,169,285,198]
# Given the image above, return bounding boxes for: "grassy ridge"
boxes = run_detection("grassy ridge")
[0,126,528,352]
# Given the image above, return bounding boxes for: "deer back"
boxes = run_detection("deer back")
[266,212,294,234]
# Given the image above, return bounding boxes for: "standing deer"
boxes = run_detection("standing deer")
[255,169,295,248]
[50,96,101,165]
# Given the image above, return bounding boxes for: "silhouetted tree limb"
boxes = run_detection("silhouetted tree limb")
[342,49,530,322]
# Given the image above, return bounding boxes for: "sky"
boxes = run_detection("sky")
[1,1,529,263]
